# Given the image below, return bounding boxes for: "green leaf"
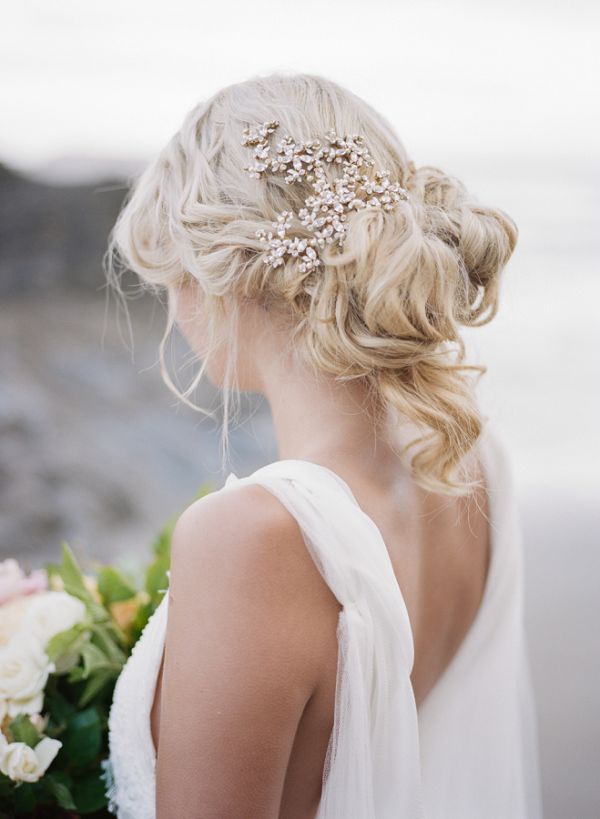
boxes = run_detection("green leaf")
[59,541,109,623]
[100,616,128,649]
[13,782,38,812]
[44,683,76,731]
[0,772,13,796]
[44,773,77,810]
[68,641,120,691]
[59,541,92,597]
[80,642,112,677]
[130,599,153,642]
[97,566,137,605]
[144,554,169,606]
[72,770,109,813]
[67,664,86,683]
[8,714,40,748]
[77,668,115,708]
[46,621,90,665]
[61,707,102,769]
[90,623,127,667]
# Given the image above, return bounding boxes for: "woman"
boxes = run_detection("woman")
[104,73,543,818]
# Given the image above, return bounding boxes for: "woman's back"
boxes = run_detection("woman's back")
[314,435,492,712]
[107,422,543,818]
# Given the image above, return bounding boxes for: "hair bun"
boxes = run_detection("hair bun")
[105,72,520,496]
[407,164,519,326]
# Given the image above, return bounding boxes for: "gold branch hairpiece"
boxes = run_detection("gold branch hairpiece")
[241,120,410,273]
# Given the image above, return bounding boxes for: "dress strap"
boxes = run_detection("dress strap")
[223,460,426,819]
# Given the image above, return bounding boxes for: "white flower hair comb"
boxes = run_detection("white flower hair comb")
[241,120,410,273]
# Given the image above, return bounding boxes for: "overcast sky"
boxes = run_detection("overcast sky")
[1,0,598,181]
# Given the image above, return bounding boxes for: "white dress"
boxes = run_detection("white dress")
[104,423,543,818]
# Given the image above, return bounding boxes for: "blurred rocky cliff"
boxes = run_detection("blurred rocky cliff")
[0,161,132,295]
[0,161,273,570]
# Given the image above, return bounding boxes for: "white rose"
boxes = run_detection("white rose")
[0,633,54,717]
[0,594,41,648]
[0,736,62,783]
[23,591,87,647]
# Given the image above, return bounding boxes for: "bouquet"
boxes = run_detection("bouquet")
[0,482,213,818]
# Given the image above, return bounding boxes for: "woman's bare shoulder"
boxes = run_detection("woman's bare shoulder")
[169,480,340,668]
[171,481,315,585]
[172,481,304,559]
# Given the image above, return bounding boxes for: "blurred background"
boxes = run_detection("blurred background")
[1,0,598,814]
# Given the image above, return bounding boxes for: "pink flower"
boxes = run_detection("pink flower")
[0,560,48,607]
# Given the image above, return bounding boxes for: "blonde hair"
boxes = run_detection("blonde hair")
[104,71,518,496]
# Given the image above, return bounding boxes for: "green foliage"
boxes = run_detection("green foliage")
[71,769,110,813]
[80,642,115,678]
[89,622,127,667]
[44,677,77,732]
[65,641,124,708]
[97,566,136,606]
[144,515,174,607]
[129,599,154,643]
[58,542,108,624]
[44,772,77,810]
[60,707,102,769]
[44,548,128,712]
[66,639,123,708]
[7,715,41,749]
[46,621,90,665]
[12,783,37,813]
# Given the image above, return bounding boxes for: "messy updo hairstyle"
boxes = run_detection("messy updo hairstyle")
[104,71,518,496]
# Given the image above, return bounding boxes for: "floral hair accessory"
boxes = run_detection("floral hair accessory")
[241,120,410,273]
